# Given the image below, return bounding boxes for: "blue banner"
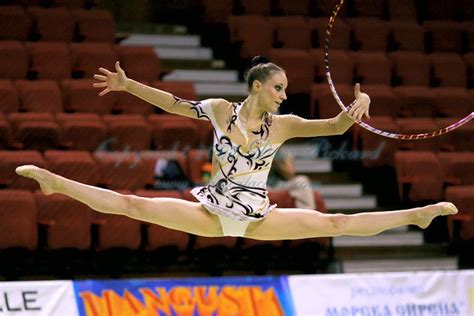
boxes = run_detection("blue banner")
[73,276,295,316]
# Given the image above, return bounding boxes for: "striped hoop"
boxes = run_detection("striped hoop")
[324,0,473,140]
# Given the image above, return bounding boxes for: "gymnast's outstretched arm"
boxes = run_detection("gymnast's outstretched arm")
[93,61,217,120]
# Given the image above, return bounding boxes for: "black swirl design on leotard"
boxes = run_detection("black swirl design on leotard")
[172,95,210,121]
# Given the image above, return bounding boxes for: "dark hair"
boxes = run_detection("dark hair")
[244,56,285,91]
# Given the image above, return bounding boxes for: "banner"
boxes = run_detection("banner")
[288,270,474,316]
[0,280,78,316]
[73,276,294,316]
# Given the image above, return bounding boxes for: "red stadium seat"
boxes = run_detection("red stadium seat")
[71,9,115,43]
[309,18,351,50]
[424,21,463,53]
[70,43,118,79]
[239,0,271,15]
[351,0,384,18]
[394,151,444,202]
[311,83,354,119]
[0,150,46,190]
[28,7,74,41]
[61,79,117,114]
[0,41,28,79]
[0,79,20,113]
[26,42,72,80]
[350,51,392,85]
[275,0,310,16]
[228,15,273,59]
[348,18,390,51]
[8,112,61,150]
[429,53,467,88]
[359,84,401,117]
[200,0,233,24]
[463,53,474,87]
[43,150,99,186]
[117,46,160,82]
[390,52,430,86]
[434,87,473,117]
[0,6,31,41]
[393,86,436,117]
[386,0,417,20]
[102,114,151,151]
[0,190,37,250]
[311,49,354,84]
[56,113,107,151]
[269,16,311,50]
[0,113,11,149]
[268,189,295,208]
[34,191,93,250]
[148,114,199,150]
[94,208,142,251]
[388,21,424,51]
[93,151,148,190]
[15,80,63,113]
[269,49,313,94]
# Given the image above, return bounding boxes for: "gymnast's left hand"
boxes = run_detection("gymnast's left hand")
[348,83,371,121]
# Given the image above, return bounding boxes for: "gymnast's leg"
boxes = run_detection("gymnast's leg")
[245,203,458,240]
[16,165,222,237]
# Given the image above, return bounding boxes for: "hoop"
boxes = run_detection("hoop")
[324,0,473,140]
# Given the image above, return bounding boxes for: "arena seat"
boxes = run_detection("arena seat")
[0,150,46,190]
[434,87,473,117]
[114,80,155,115]
[27,7,74,41]
[140,150,189,189]
[26,42,72,80]
[269,16,311,50]
[61,79,116,114]
[148,114,199,150]
[348,18,390,51]
[396,117,441,151]
[429,53,467,87]
[424,21,463,53]
[309,17,351,50]
[269,49,313,94]
[34,191,93,250]
[117,46,160,82]
[0,41,28,79]
[71,9,115,43]
[0,79,20,113]
[239,0,271,15]
[394,151,444,202]
[0,190,37,250]
[435,117,474,151]
[0,113,10,149]
[386,0,417,20]
[103,114,151,151]
[0,6,31,41]
[389,52,430,86]
[311,83,354,119]
[310,49,354,84]
[350,0,384,18]
[70,43,118,79]
[275,0,310,16]
[359,84,401,117]
[15,80,63,113]
[228,15,273,59]
[43,150,99,185]
[388,21,424,51]
[56,113,107,151]
[445,186,474,242]
[350,51,392,85]
[8,112,61,150]
[393,86,436,117]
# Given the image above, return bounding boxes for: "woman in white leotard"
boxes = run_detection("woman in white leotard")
[16,57,458,239]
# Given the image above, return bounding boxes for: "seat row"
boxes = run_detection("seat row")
[0,113,212,151]
[353,117,474,169]
[229,16,474,56]
[201,0,474,22]
[0,41,159,81]
[0,79,192,114]
[0,5,114,43]
[313,83,474,119]
[0,188,328,252]
[268,49,474,95]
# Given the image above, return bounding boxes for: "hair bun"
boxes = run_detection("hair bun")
[251,55,270,67]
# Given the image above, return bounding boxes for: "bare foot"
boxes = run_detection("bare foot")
[415,202,458,229]
[15,165,56,195]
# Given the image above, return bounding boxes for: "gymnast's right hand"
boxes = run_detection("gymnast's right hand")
[93,61,128,96]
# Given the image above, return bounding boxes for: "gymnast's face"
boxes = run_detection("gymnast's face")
[252,71,288,112]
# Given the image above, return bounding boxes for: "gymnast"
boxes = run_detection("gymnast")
[16,57,457,239]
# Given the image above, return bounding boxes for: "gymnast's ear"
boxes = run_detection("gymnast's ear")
[252,79,262,92]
